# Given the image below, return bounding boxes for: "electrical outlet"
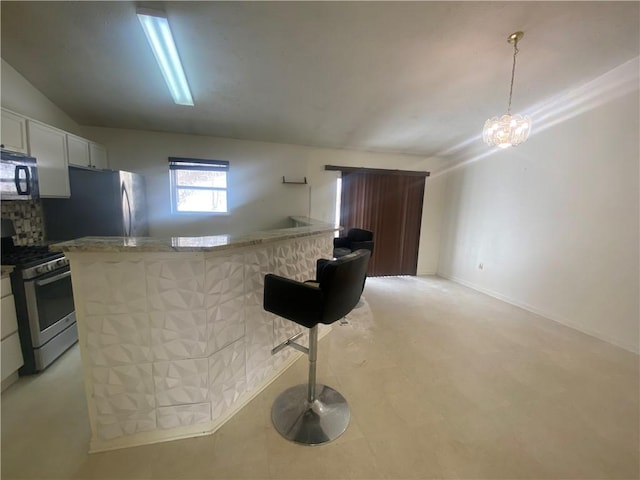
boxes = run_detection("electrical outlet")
[478,262,484,270]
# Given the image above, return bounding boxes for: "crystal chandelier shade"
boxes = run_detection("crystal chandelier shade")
[483,114,531,149]
[483,31,532,148]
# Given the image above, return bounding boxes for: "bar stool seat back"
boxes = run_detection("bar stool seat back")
[263,249,371,445]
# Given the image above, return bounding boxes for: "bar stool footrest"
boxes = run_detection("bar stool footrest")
[271,384,350,445]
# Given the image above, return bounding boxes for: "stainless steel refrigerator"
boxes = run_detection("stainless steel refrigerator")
[42,167,149,241]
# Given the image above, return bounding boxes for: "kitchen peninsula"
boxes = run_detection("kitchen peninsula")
[51,217,337,452]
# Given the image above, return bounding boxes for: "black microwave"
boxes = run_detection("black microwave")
[0,150,39,200]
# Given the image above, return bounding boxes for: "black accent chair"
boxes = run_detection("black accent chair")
[333,228,374,258]
[263,249,371,445]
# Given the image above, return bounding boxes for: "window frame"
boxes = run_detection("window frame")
[169,157,230,215]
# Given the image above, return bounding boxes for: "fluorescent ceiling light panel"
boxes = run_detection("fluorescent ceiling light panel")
[137,8,194,106]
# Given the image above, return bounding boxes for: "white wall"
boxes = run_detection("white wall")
[1,59,82,135]
[81,127,311,237]
[4,54,637,351]
[83,126,446,274]
[437,81,639,352]
[1,55,446,272]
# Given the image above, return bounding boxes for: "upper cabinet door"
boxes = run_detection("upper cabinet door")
[67,134,91,168]
[89,142,108,169]
[1,109,28,154]
[27,121,70,198]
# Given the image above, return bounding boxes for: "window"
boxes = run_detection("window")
[169,157,229,213]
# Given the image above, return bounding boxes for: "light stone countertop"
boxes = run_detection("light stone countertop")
[1,265,15,278]
[50,216,338,253]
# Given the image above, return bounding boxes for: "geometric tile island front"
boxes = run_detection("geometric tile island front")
[66,232,334,451]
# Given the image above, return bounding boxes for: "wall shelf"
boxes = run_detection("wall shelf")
[282,176,307,185]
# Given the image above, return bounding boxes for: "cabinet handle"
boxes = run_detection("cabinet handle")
[15,166,31,195]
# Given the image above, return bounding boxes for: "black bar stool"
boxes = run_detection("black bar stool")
[263,249,371,445]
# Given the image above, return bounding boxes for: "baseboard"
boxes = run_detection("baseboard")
[1,371,20,393]
[437,273,639,354]
[416,269,438,276]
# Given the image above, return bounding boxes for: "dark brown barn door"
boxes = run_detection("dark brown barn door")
[338,170,427,277]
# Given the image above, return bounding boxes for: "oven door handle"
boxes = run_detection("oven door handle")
[35,270,71,287]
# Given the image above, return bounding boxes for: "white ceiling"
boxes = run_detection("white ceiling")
[1,1,638,159]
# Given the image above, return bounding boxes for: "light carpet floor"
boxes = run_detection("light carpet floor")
[1,276,638,479]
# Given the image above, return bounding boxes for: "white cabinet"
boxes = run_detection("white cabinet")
[68,135,108,169]
[27,120,70,197]
[1,109,28,153]
[66,134,91,168]
[1,283,18,340]
[4,110,108,194]
[89,142,108,169]
[1,276,23,391]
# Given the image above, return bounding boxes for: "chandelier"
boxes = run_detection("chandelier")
[483,31,532,148]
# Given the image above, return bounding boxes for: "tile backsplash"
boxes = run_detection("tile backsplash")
[1,200,45,245]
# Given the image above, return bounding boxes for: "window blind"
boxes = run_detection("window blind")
[169,157,229,171]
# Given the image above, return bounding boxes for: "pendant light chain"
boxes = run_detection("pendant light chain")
[507,39,519,115]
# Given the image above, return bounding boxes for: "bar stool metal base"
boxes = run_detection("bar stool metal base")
[271,383,350,445]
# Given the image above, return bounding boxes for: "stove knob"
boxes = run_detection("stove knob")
[56,259,67,267]
[35,265,46,275]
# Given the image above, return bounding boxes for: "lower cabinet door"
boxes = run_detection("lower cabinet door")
[1,333,24,382]
[1,294,18,340]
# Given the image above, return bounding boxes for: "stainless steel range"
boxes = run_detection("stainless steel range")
[1,235,77,374]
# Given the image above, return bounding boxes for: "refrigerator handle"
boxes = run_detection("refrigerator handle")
[122,182,132,237]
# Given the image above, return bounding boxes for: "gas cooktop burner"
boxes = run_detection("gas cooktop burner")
[1,246,60,266]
